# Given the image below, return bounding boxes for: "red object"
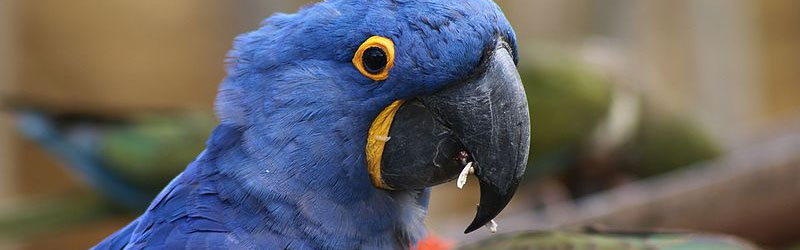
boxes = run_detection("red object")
[412,235,453,250]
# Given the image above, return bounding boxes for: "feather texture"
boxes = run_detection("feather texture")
[94,0,516,249]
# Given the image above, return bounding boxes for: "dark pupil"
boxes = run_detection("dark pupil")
[362,47,387,74]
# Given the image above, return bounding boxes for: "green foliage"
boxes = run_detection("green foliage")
[620,108,721,177]
[0,194,117,240]
[101,112,215,191]
[518,48,612,177]
[516,46,720,181]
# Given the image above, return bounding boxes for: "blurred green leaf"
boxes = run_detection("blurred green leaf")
[0,194,118,240]
[101,112,215,191]
[620,108,721,177]
[519,47,612,177]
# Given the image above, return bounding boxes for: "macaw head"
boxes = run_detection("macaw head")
[216,0,529,234]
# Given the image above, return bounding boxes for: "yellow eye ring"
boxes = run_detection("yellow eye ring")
[352,36,395,81]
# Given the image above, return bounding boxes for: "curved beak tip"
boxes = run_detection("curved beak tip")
[464,179,520,234]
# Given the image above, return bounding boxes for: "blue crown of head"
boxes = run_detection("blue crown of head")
[217,0,517,128]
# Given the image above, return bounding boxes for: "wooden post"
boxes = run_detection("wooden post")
[0,0,17,202]
[686,0,762,147]
[757,0,800,126]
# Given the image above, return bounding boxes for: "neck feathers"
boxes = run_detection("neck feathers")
[202,125,428,249]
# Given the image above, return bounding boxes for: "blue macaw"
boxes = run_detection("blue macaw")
[95,0,530,249]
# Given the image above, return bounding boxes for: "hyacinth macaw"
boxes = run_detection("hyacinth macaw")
[94,0,530,249]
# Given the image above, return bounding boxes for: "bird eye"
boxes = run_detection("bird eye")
[362,48,387,74]
[353,36,395,81]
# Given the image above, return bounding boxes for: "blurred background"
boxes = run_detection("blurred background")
[0,0,798,249]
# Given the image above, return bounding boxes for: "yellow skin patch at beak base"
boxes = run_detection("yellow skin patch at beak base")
[366,100,405,189]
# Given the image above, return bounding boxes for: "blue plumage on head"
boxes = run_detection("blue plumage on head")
[95,1,516,249]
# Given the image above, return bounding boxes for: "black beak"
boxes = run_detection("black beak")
[377,40,530,234]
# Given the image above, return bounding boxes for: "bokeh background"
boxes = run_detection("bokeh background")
[0,0,799,249]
